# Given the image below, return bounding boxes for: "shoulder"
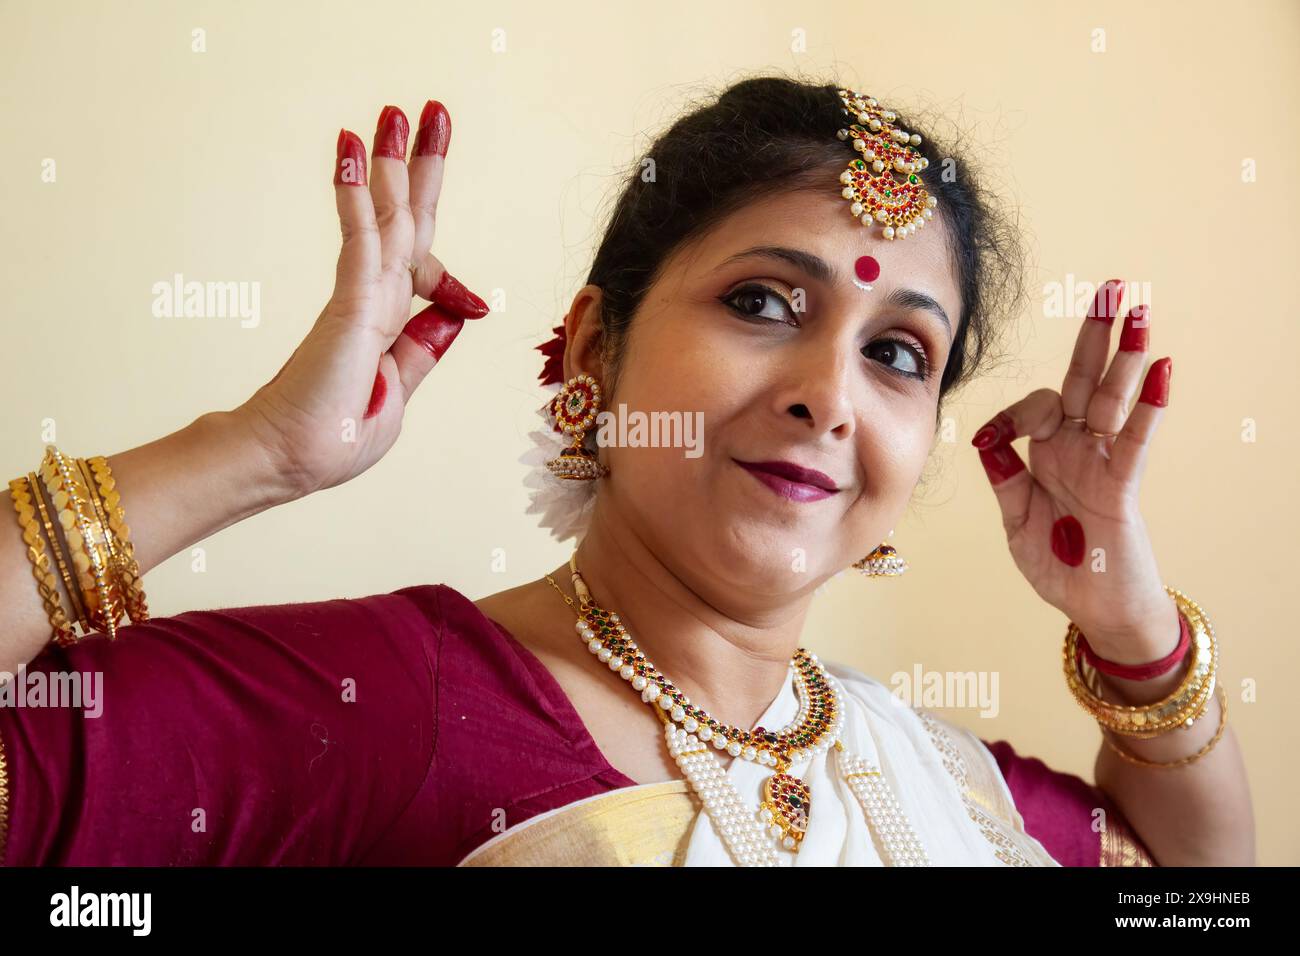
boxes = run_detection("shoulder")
[1,583,477,865]
[109,582,490,656]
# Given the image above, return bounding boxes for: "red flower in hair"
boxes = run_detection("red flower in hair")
[536,323,567,386]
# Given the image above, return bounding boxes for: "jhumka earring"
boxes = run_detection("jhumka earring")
[853,542,908,578]
[545,373,609,481]
[835,88,937,241]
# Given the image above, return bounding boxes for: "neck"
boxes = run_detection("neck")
[553,496,811,733]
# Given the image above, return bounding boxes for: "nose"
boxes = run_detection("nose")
[776,336,857,439]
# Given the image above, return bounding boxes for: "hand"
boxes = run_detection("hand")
[236,100,490,499]
[971,279,1180,664]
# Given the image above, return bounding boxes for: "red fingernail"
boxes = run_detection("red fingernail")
[1086,279,1124,326]
[977,444,1025,484]
[402,303,464,360]
[334,129,367,186]
[1050,515,1086,566]
[971,411,1016,449]
[413,100,451,157]
[363,369,387,419]
[433,270,489,318]
[372,105,410,159]
[1138,356,1172,407]
[1118,305,1149,352]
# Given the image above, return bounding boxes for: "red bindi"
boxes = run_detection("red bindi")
[853,255,881,289]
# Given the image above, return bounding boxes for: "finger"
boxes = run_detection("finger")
[1061,279,1124,419]
[410,249,490,319]
[1087,304,1150,436]
[1110,356,1172,484]
[369,105,416,298]
[971,387,1064,448]
[976,443,1032,535]
[409,100,451,287]
[390,302,465,399]
[970,388,1062,534]
[333,129,381,303]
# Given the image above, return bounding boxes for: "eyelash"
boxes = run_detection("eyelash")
[720,282,933,382]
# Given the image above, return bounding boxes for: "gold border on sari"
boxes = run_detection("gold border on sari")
[457,713,1152,867]
[1100,808,1157,866]
[915,708,1060,866]
[457,779,701,867]
[918,707,1156,867]
[0,723,10,866]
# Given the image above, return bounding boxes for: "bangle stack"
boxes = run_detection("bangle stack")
[7,444,149,647]
[1063,585,1225,769]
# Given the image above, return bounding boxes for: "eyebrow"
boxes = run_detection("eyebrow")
[716,244,953,341]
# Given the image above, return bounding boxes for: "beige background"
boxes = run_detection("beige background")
[2,0,1295,863]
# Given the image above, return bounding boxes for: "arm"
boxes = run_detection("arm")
[1,98,489,863]
[2,98,484,674]
[0,410,295,676]
[971,280,1254,868]
[1089,595,1255,867]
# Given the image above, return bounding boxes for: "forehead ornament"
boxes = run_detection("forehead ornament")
[835,88,938,241]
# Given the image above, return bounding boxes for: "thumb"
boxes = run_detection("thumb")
[390,303,465,400]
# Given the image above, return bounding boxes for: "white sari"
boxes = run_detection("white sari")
[460,661,1060,867]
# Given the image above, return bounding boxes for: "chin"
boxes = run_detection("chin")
[694,515,832,594]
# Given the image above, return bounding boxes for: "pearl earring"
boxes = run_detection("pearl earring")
[853,542,908,577]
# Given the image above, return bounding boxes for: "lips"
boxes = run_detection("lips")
[734,459,841,492]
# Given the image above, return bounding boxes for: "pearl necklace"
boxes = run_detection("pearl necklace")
[545,552,931,866]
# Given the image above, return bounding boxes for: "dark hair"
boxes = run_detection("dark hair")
[562,73,1026,422]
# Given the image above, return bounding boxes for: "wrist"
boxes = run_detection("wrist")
[195,408,306,512]
[1076,591,1182,666]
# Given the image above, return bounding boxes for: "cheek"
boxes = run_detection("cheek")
[612,321,750,443]
[851,410,934,500]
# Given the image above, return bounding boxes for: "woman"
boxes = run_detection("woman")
[0,76,1253,867]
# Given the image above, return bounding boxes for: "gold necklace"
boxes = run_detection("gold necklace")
[544,551,841,853]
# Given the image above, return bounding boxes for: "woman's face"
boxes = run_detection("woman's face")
[587,185,963,605]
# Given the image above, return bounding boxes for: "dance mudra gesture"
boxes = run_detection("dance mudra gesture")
[0,79,1252,867]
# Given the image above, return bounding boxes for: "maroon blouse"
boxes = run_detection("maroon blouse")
[0,583,1140,865]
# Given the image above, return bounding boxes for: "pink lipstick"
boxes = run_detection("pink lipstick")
[734,459,840,503]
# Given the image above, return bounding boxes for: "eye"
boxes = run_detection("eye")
[721,283,797,326]
[864,338,931,381]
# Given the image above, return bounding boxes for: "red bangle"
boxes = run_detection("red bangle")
[1076,608,1191,681]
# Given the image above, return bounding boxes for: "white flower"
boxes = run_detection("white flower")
[518,382,598,543]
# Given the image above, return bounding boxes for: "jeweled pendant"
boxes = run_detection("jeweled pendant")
[760,771,811,851]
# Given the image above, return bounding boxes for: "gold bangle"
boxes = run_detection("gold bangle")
[1084,646,1217,739]
[1100,684,1228,769]
[7,476,78,647]
[31,475,88,632]
[1063,586,1217,736]
[26,471,91,637]
[82,455,148,623]
[39,446,120,640]
[37,450,97,617]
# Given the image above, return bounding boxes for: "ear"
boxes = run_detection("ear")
[562,284,607,383]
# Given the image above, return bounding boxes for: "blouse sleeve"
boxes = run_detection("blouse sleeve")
[0,586,444,865]
[980,737,1157,867]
